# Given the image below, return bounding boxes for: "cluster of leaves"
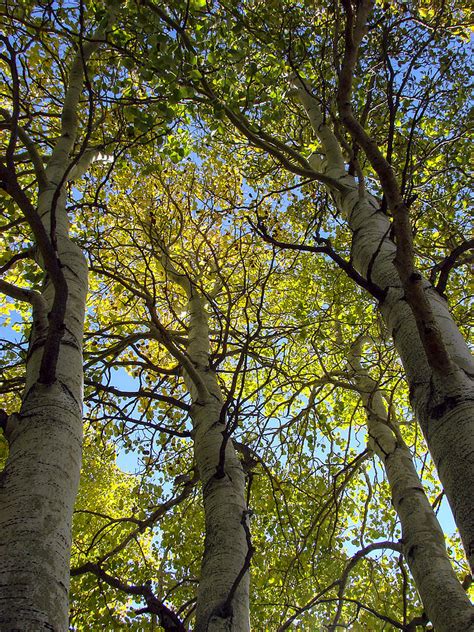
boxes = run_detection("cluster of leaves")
[1,0,472,629]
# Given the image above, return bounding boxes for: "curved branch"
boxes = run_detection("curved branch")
[337,0,452,373]
[0,247,35,275]
[71,476,197,576]
[72,564,186,631]
[329,541,402,631]
[84,378,191,412]
[0,278,47,328]
[142,0,348,193]
[0,107,48,190]
[430,238,474,296]
[248,216,384,300]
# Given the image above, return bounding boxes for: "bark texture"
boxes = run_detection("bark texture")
[348,339,474,632]
[184,294,250,632]
[0,193,87,630]
[0,16,113,629]
[294,80,474,570]
[149,227,251,629]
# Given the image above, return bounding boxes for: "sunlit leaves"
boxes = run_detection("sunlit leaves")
[1,0,472,629]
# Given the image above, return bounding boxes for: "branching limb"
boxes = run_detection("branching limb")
[84,378,191,412]
[328,541,402,631]
[0,247,35,275]
[72,564,187,631]
[67,148,113,182]
[45,8,120,185]
[278,540,404,632]
[71,475,197,576]
[147,303,209,402]
[147,225,192,297]
[289,73,346,174]
[142,0,348,192]
[430,238,474,297]
[337,0,452,373]
[0,278,47,324]
[0,107,48,190]
[0,162,65,288]
[248,215,384,300]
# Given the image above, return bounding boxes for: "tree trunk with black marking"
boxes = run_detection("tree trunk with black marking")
[294,81,474,570]
[0,15,115,627]
[348,339,474,632]
[185,294,250,632]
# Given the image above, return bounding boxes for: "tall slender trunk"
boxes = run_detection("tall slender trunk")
[0,198,87,629]
[339,178,474,571]
[0,15,115,628]
[345,338,474,632]
[294,83,474,570]
[185,294,250,632]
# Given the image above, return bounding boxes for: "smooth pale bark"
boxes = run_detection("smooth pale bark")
[347,339,474,632]
[294,82,474,570]
[184,294,250,632]
[0,18,114,629]
[152,242,251,630]
[0,197,87,632]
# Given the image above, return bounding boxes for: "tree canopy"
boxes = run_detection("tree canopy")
[0,0,473,630]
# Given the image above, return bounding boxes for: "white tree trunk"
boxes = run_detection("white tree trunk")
[184,294,250,632]
[340,181,474,571]
[0,15,114,627]
[0,191,87,630]
[348,340,474,632]
[294,83,474,570]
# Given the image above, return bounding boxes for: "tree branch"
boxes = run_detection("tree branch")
[328,540,402,631]
[72,476,197,576]
[248,215,384,300]
[0,277,46,315]
[72,564,186,631]
[430,238,474,297]
[0,107,48,191]
[337,0,452,373]
[142,0,348,193]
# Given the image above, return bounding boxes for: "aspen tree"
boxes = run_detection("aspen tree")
[150,240,251,631]
[0,8,118,627]
[346,336,474,632]
[292,76,474,570]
